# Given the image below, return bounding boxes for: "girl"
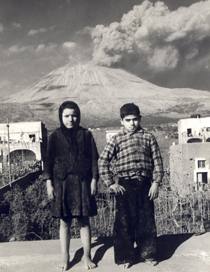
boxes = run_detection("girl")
[43,101,99,271]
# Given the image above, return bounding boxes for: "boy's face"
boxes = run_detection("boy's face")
[62,108,78,129]
[121,114,141,133]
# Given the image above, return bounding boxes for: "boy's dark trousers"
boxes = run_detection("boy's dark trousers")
[113,177,157,265]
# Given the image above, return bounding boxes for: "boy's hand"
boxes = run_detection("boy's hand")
[46,179,55,200]
[148,182,159,200]
[91,178,97,195]
[110,184,126,195]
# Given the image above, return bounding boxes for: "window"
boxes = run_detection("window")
[187,128,192,136]
[198,160,206,168]
[197,172,208,184]
[29,134,36,142]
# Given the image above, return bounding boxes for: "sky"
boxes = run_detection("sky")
[0,0,210,98]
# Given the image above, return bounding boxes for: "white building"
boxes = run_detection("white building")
[170,115,210,195]
[105,129,122,142]
[0,121,47,172]
[178,115,210,144]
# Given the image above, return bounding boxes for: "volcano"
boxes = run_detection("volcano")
[2,62,210,129]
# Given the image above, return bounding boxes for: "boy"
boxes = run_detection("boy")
[98,103,163,268]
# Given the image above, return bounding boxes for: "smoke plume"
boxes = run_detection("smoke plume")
[91,0,210,89]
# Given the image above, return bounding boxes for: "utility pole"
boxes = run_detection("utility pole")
[7,119,12,187]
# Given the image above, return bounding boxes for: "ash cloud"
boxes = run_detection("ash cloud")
[91,0,210,90]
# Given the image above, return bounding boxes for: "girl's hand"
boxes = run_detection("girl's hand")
[46,179,55,200]
[110,184,126,195]
[148,182,159,200]
[91,178,97,195]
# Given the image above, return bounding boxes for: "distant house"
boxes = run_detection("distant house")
[0,121,47,172]
[105,129,122,142]
[170,116,210,195]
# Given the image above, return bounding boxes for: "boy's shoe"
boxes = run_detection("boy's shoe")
[144,259,158,266]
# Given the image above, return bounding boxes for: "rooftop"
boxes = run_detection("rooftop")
[0,232,210,272]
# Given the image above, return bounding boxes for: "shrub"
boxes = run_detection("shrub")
[1,173,210,242]
[0,176,115,241]
[0,160,41,187]
[0,176,59,241]
[155,184,210,235]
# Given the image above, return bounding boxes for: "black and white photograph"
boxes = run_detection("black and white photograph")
[0,1,210,271]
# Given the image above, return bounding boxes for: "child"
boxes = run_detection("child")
[98,103,163,268]
[43,101,99,271]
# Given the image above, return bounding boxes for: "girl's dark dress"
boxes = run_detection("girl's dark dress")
[43,126,99,218]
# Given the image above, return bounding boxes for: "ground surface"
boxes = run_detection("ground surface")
[0,233,210,272]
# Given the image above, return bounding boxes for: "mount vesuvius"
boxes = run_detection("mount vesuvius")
[2,62,210,129]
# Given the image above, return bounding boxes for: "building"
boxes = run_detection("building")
[170,115,210,195]
[0,121,47,172]
[178,115,210,144]
[105,129,122,142]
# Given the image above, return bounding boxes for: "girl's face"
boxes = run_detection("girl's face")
[62,108,78,129]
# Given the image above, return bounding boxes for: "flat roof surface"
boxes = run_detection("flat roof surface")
[0,232,210,272]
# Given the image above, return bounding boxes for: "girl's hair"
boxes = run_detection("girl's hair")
[58,101,81,127]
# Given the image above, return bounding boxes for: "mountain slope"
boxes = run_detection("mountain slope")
[2,62,210,128]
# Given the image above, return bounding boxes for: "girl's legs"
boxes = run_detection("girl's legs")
[77,216,96,270]
[60,217,72,271]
